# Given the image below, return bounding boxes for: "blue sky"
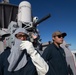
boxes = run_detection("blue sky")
[3,0,76,50]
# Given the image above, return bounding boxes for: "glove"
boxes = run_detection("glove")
[20,41,49,75]
[20,41,35,55]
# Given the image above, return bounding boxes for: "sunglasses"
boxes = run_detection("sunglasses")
[56,35,64,38]
[15,34,27,38]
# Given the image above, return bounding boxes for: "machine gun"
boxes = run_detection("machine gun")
[34,14,51,27]
[27,14,51,50]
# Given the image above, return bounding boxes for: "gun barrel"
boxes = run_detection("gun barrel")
[34,14,51,26]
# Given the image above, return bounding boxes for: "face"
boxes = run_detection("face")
[53,35,64,44]
[15,32,27,41]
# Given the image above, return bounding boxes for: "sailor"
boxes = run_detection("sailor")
[0,28,49,75]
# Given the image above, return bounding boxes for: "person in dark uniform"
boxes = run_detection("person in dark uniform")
[0,28,37,75]
[0,28,48,75]
[42,31,73,75]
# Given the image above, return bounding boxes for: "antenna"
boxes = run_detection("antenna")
[2,0,9,3]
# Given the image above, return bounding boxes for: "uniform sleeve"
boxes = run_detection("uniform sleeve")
[30,50,49,75]
[42,45,52,61]
[42,45,56,75]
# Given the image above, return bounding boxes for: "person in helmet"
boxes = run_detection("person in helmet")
[0,28,48,75]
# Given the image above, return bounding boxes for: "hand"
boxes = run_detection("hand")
[20,41,35,55]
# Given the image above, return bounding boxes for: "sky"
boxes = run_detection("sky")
[1,0,76,50]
